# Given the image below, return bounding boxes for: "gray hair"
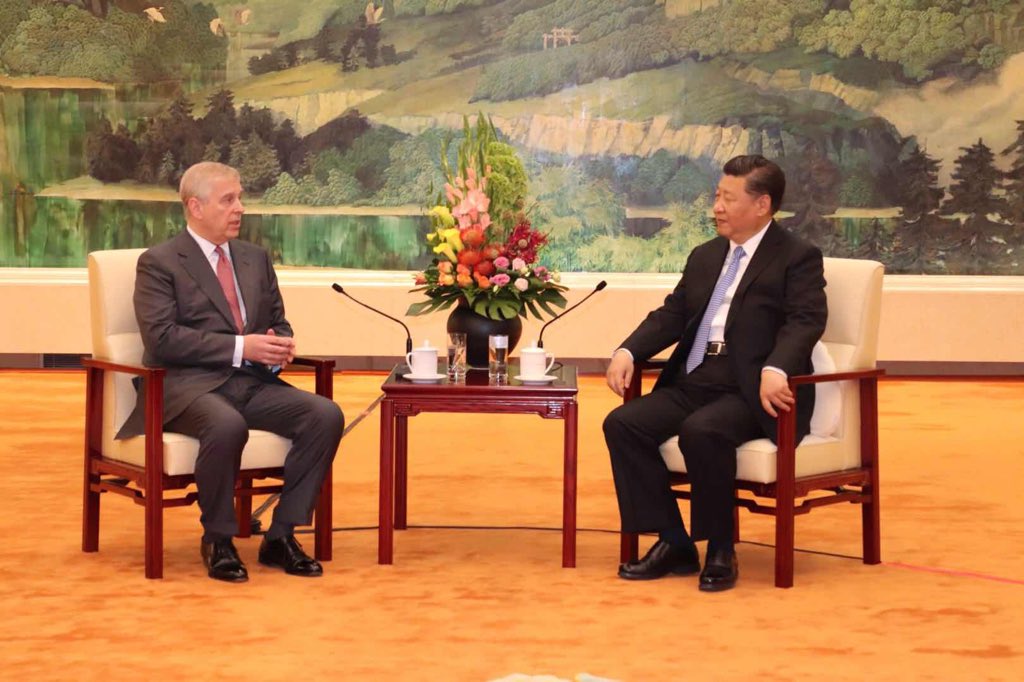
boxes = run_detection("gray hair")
[179,162,241,205]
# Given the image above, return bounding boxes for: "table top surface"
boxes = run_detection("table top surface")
[381,362,578,397]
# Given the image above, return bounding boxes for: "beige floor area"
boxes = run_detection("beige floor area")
[1,370,1022,681]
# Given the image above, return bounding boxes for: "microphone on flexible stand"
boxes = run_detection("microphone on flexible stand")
[537,280,607,349]
[331,283,413,354]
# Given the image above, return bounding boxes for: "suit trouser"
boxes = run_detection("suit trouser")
[166,370,345,539]
[603,356,762,546]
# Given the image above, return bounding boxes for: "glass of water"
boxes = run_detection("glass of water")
[488,334,509,383]
[446,332,467,380]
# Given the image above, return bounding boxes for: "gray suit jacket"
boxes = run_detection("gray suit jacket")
[116,230,291,439]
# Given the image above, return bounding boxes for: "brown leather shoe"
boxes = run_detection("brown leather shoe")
[258,535,323,577]
[201,539,249,583]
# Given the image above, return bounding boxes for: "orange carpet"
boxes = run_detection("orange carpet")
[1,370,1022,681]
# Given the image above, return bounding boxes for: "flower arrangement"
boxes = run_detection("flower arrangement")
[407,115,567,321]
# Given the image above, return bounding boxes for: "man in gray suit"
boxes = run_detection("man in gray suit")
[118,162,344,582]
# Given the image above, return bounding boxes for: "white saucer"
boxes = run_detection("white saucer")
[402,372,447,383]
[514,374,557,384]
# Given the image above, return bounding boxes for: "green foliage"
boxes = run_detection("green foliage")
[896,146,944,222]
[425,0,494,15]
[0,2,225,81]
[839,171,881,208]
[530,165,626,271]
[975,42,1007,70]
[86,118,141,183]
[572,196,716,273]
[376,131,447,205]
[943,139,1006,217]
[229,136,282,194]
[1001,120,1024,224]
[798,0,977,80]
[262,170,362,206]
[671,0,823,58]
[0,0,31,49]
[501,0,656,51]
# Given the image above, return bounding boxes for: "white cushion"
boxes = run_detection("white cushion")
[809,341,841,438]
[103,429,292,477]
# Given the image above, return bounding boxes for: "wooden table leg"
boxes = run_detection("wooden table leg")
[378,399,395,564]
[562,400,578,568]
[395,415,408,530]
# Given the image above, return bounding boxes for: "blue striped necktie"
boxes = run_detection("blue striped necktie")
[686,245,746,374]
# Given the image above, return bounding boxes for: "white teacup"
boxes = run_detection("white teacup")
[405,341,438,377]
[519,346,555,378]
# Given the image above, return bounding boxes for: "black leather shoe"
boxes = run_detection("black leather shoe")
[258,535,323,577]
[699,547,738,592]
[201,539,248,583]
[618,539,701,580]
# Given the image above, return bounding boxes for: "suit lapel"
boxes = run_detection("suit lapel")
[176,231,239,331]
[695,238,730,309]
[725,221,783,332]
[230,241,260,333]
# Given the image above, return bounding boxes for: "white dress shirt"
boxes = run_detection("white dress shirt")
[186,226,246,367]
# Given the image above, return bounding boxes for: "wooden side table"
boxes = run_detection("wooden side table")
[378,364,579,567]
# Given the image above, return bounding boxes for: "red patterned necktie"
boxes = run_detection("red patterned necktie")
[215,245,244,333]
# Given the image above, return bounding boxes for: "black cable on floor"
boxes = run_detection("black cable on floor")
[284,524,864,561]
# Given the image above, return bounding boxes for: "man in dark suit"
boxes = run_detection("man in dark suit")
[118,162,344,582]
[604,155,826,591]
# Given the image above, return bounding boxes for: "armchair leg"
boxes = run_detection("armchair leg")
[83,464,100,553]
[773,498,795,588]
[620,532,639,564]
[314,467,333,562]
[235,480,253,539]
[144,491,164,580]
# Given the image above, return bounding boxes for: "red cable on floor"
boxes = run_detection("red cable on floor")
[883,561,1024,586]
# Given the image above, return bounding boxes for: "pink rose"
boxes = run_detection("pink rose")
[512,257,527,271]
[533,266,549,281]
[514,278,529,292]
[490,273,511,287]
[494,256,510,269]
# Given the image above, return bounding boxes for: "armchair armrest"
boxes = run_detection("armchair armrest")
[289,355,336,399]
[788,368,885,387]
[81,357,165,476]
[82,356,166,380]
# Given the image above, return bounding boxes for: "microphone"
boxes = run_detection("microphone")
[331,283,413,354]
[537,280,607,349]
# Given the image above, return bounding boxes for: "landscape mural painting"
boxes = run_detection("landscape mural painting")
[2,0,1024,275]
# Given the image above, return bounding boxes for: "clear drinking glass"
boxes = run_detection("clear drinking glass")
[446,332,467,380]
[488,334,509,383]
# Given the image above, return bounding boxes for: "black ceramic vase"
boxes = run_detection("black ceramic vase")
[446,300,523,368]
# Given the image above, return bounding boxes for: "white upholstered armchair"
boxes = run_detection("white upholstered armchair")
[82,248,336,578]
[619,257,885,587]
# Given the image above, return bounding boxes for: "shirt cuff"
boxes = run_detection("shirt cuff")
[613,347,634,362]
[762,365,787,378]
[232,335,244,368]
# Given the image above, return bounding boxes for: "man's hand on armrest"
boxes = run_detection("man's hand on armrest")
[606,348,635,398]
[759,367,793,418]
